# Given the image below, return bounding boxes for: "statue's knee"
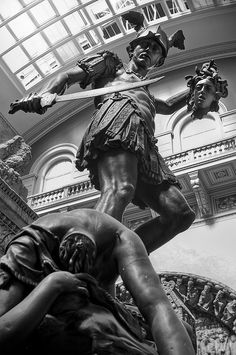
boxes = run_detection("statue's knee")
[101,182,135,205]
[176,206,195,232]
[118,182,136,203]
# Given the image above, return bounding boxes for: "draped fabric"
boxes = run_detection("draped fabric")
[0,225,158,354]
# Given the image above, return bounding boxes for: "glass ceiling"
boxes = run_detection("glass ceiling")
[0,0,225,92]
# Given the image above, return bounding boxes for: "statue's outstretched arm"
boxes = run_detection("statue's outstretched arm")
[9,66,86,115]
[155,89,189,115]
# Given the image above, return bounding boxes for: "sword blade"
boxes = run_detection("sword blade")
[55,76,164,103]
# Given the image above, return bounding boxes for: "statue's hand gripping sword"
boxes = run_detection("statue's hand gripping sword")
[9,76,164,115]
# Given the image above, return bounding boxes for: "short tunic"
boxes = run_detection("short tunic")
[75,51,180,208]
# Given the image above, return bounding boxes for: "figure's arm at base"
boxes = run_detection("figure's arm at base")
[0,271,87,346]
[116,229,195,355]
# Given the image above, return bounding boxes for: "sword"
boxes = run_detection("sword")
[9,76,164,114]
[41,76,164,107]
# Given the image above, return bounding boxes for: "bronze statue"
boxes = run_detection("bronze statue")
[9,12,195,255]
[186,59,228,120]
[0,209,195,354]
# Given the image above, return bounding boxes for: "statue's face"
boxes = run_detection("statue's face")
[193,78,216,110]
[133,39,163,69]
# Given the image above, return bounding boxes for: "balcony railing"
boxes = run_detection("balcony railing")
[28,136,236,210]
[28,179,95,210]
[165,137,236,170]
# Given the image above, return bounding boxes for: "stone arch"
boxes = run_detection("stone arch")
[160,272,236,332]
[116,271,236,353]
[29,143,79,194]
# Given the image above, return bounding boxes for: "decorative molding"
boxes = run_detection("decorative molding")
[0,159,27,199]
[0,178,37,255]
[165,137,236,173]
[0,177,38,222]
[214,194,236,214]
[189,171,212,218]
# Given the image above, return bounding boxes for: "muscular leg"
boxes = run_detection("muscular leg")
[135,182,195,254]
[95,150,138,221]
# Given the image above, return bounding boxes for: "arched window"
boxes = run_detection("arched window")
[165,103,227,154]
[180,116,221,151]
[43,159,74,192]
[28,143,88,195]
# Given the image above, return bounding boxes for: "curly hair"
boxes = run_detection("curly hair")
[59,232,96,274]
[185,60,228,119]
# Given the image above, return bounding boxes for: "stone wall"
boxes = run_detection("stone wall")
[0,115,37,255]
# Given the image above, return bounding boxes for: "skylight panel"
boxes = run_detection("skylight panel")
[111,0,135,13]
[16,64,42,89]
[86,0,112,23]
[64,11,89,35]
[76,31,100,53]
[57,41,80,62]
[3,46,30,72]
[0,0,22,20]
[22,0,37,4]
[142,3,166,23]
[0,0,192,91]
[43,21,68,45]
[36,52,61,76]
[30,1,56,25]
[99,21,122,41]
[8,13,36,40]
[0,27,16,55]
[51,0,78,15]
[22,33,49,59]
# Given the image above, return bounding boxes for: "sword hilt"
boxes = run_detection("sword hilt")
[40,93,57,108]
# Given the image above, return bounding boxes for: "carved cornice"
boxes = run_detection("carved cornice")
[0,210,20,255]
[0,177,37,223]
[215,194,236,213]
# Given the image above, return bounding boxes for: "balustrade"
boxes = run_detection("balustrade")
[28,137,236,209]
